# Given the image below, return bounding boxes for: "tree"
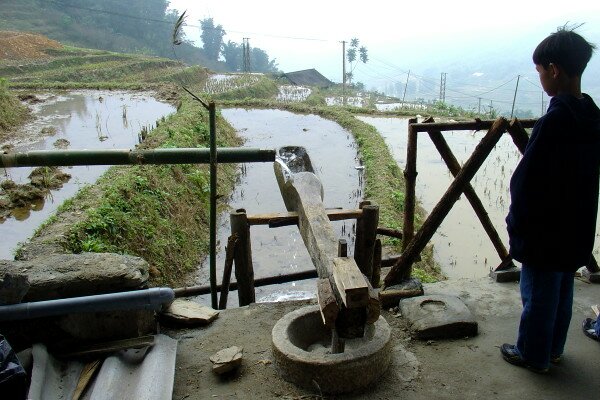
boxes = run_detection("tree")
[200,18,225,62]
[222,41,242,71]
[346,38,368,86]
[250,48,278,73]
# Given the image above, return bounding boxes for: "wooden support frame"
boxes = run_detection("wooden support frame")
[386,117,514,286]
[391,118,541,287]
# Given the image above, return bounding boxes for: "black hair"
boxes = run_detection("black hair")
[532,25,596,77]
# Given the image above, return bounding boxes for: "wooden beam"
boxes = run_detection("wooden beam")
[246,208,363,227]
[411,118,536,133]
[332,257,369,308]
[230,209,255,306]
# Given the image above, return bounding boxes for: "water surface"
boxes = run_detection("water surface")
[194,108,363,305]
[0,90,175,259]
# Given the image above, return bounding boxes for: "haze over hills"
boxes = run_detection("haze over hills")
[2,0,600,117]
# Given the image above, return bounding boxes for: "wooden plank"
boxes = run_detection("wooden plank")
[246,208,363,227]
[317,278,339,328]
[332,257,369,308]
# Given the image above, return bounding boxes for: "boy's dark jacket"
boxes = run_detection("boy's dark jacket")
[506,93,600,271]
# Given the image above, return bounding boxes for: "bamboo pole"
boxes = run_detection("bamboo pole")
[402,118,419,250]
[209,102,218,309]
[230,209,255,306]
[0,148,275,168]
[385,118,510,286]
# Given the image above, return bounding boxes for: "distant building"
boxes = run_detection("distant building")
[283,69,332,88]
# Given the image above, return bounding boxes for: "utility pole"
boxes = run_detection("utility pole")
[439,72,447,103]
[510,75,521,118]
[243,38,251,73]
[341,40,346,106]
[402,70,411,105]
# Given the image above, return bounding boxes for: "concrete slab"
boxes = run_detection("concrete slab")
[170,277,600,399]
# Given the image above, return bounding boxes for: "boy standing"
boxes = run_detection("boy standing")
[502,27,600,372]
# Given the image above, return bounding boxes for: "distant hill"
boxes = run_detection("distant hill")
[0,0,224,71]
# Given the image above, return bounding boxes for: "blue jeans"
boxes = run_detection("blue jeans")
[516,264,575,369]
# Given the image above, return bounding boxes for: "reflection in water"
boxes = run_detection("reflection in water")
[194,109,363,306]
[0,90,175,259]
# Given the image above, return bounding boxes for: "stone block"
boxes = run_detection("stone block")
[489,266,521,283]
[12,252,149,301]
[400,294,478,340]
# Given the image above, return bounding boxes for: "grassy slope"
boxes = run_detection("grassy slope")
[1,46,207,90]
[0,78,29,135]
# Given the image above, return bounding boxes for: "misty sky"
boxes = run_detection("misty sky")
[168,0,600,113]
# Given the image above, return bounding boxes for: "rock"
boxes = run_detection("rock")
[0,253,149,301]
[161,299,219,326]
[209,346,243,375]
[400,294,478,340]
[0,265,30,305]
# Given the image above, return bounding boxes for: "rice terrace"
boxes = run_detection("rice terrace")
[0,1,599,399]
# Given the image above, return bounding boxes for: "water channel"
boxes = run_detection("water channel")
[0,90,175,259]
[193,108,363,306]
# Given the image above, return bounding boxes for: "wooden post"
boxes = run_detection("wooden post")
[354,202,379,284]
[385,118,510,287]
[372,239,382,288]
[218,235,238,310]
[230,209,255,306]
[402,118,419,250]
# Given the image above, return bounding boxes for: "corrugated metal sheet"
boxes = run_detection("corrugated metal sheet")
[27,334,177,400]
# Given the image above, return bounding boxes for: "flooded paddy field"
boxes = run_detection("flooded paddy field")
[359,116,600,279]
[193,108,363,305]
[0,90,175,259]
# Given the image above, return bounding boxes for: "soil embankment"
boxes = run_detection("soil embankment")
[0,31,62,61]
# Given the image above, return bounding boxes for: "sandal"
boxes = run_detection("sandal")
[582,318,600,342]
